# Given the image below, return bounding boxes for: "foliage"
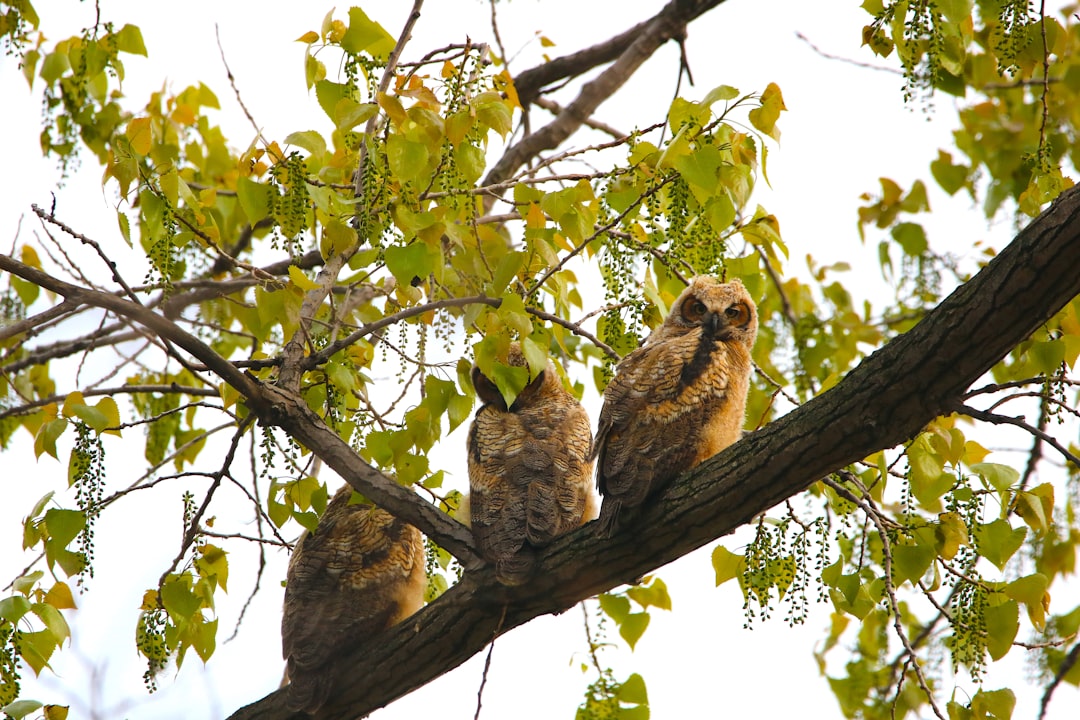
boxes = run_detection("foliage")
[0,1,1079,719]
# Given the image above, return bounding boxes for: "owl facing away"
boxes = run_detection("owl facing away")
[281,485,425,714]
[594,276,758,537]
[468,343,597,585]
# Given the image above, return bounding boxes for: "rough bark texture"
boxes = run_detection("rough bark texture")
[224,185,1080,719]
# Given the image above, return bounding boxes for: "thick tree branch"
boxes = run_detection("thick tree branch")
[226,171,1080,720]
[484,0,727,187]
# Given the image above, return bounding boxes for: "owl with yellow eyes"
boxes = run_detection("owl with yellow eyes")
[594,276,758,536]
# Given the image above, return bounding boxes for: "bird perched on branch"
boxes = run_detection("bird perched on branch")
[468,343,596,585]
[281,485,425,714]
[594,276,757,537]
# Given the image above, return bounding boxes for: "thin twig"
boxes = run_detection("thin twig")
[954,402,1080,470]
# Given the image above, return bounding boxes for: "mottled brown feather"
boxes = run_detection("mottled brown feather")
[594,276,757,536]
[468,344,595,585]
[281,485,425,713]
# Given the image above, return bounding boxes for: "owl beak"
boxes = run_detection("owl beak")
[705,311,722,337]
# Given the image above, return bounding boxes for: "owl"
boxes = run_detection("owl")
[281,484,425,714]
[467,343,596,585]
[594,276,757,537]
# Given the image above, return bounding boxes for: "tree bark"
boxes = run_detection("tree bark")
[224,178,1080,719]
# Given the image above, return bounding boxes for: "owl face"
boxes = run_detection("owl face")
[661,276,757,349]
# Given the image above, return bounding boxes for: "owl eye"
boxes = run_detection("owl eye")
[681,297,709,323]
[724,303,750,326]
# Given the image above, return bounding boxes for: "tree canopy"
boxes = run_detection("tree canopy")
[1,1,1079,719]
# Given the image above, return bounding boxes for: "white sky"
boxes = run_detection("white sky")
[1,1,1078,718]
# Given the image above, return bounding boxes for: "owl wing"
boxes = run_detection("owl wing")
[594,342,684,502]
[525,400,594,544]
[468,406,530,582]
[282,488,425,714]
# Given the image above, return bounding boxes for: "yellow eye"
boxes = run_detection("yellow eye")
[725,303,749,326]
[681,297,708,323]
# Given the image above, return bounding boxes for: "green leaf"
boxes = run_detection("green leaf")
[34,417,68,460]
[387,134,431,183]
[626,578,672,611]
[1,700,44,719]
[598,593,631,625]
[385,242,439,286]
[931,150,968,195]
[341,7,395,60]
[617,673,649,705]
[618,612,650,650]
[984,599,1019,661]
[43,509,84,548]
[447,393,473,433]
[1004,573,1049,631]
[712,545,745,586]
[971,688,1015,720]
[196,544,229,593]
[236,176,271,222]
[113,24,148,56]
[284,130,327,159]
[20,629,57,675]
[701,84,740,106]
[160,575,202,622]
[315,80,352,122]
[489,251,523,296]
[969,462,1019,493]
[31,602,70,645]
[0,595,32,624]
[1030,339,1066,375]
[192,616,218,662]
[975,520,1026,571]
[891,222,927,256]
[892,541,934,587]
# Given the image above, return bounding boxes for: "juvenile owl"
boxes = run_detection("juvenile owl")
[594,276,757,537]
[281,484,425,714]
[468,343,596,585]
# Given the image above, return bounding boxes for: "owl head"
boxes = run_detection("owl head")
[470,342,557,412]
[656,276,758,349]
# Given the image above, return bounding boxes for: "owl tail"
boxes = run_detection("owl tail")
[596,498,623,539]
[285,666,334,714]
[495,547,536,586]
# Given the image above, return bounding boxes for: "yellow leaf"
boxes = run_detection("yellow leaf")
[296,30,319,44]
[936,511,969,560]
[126,117,152,155]
[45,581,77,610]
[21,244,42,269]
[95,396,122,436]
[288,265,320,291]
[140,589,160,611]
[61,392,86,418]
[962,440,990,466]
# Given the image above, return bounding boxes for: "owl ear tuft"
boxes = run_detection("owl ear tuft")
[471,365,507,410]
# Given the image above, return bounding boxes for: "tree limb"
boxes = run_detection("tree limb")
[484,0,728,187]
[225,162,1080,720]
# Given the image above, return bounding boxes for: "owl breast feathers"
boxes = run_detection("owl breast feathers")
[594,276,758,536]
[281,485,425,714]
[467,343,597,585]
